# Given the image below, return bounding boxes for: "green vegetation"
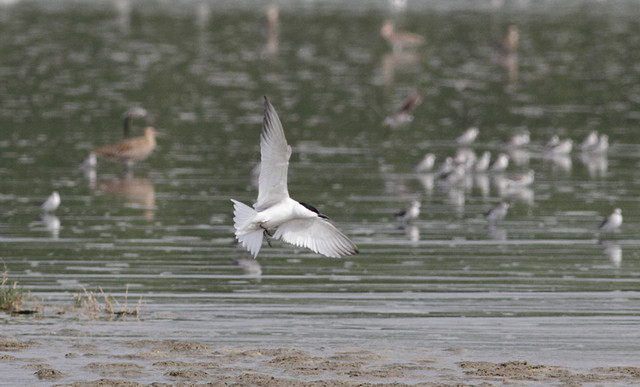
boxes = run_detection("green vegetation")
[0,265,30,314]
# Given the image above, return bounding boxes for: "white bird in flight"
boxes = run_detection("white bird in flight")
[231,97,359,258]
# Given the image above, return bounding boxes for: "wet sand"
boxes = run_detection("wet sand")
[3,335,640,386]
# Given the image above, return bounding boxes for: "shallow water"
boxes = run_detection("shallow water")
[2,0,640,384]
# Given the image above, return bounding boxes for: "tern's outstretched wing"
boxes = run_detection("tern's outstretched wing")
[273,218,359,258]
[255,97,292,211]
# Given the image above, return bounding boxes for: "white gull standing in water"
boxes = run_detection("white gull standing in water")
[599,208,622,233]
[40,191,60,213]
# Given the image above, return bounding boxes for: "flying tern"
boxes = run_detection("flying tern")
[231,97,359,258]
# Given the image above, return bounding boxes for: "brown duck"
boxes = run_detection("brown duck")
[92,127,161,168]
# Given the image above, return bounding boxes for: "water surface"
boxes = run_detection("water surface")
[1,0,640,384]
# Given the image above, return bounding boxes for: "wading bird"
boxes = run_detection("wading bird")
[92,127,161,169]
[395,200,421,226]
[40,191,60,213]
[485,202,509,223]
[383,91,422,126]
[231,97,359,258]
[599,208,622,232]
[496,25,519,56]
[456,127,479,145]
[381,20,425,52]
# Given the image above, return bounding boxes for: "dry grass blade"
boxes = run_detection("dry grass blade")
[74,285,143,320]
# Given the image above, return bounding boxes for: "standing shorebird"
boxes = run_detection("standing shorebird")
[91,127,161,169]
[579,131,598,151]
[489,153,509,172]
[496,25,519,56]
[506,131,530,148]
[599,208,622,232]
[40,191,60,213]
[485,202,509,223]
[395,200,421,225]
[383,91,422,126]
[474,151,491,172]
[456,127,479,145]
[583,134,609,154]
[545,135,573,155]
[415,153,436,173]
[231,97,358,258]
[381,20,425,52]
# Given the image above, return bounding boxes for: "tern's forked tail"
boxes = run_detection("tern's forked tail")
[231,199,263,258]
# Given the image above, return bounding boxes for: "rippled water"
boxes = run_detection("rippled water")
[2,0,640,384]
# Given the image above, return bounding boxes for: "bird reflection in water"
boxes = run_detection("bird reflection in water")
[544,154,572,174]
[381,20,425,53]
[113,0,131,33]
[416,173,434,195]
[93,177,156,220]
[507,148,530,167]
[29,214,60,239]
[235,257,262,280]
[262,4,279,57]
[494,25,519,84]
[404,224,420,245]
[497,181,534,206]
[599,240,621,268]
[79,153,97,186]
[381,51,420,85]
[580,153,608,178]
[195,0,211,30]
[486,224,507,241]
[474,174,490,198]
[42,214,60,239]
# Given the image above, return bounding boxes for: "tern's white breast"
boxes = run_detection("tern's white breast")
[256,198,316,229]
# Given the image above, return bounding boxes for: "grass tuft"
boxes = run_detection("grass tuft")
[73,285,143,319]
[1,264,38,314]
[1,267,24,313]
[2,264,141,319]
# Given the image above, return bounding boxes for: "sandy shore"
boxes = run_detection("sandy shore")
[2,335,640,386]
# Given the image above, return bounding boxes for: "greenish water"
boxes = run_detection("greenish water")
[1,0,640,384]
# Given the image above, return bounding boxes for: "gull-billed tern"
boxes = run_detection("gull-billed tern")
[231,97,359,258]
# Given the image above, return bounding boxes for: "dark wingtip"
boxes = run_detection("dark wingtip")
[263,96,273,115]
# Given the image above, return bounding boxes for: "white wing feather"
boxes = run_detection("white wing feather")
[255,97,292,211]
[273,218,359,258]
